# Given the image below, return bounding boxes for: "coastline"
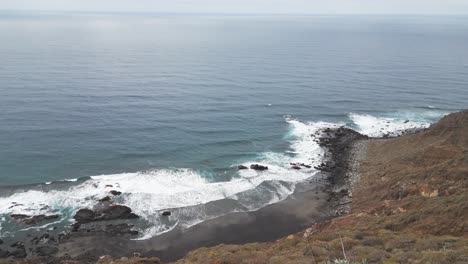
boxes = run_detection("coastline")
[2,110,467,263]
[0,120,371,263]
[176,110,468,264]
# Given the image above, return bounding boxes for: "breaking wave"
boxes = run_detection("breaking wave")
[0,110,448,239]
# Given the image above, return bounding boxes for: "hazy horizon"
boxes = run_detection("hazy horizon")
[1,0,468,15]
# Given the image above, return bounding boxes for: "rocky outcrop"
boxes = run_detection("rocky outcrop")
[110,190,122,196]
[290,163,311,169]
[10,214,60,225]
[250,164,268,171]
[237,165,248,170]
[73,205,138,224]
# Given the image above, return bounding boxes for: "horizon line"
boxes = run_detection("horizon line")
[1,9,468,17]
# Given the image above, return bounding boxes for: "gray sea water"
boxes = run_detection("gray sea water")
[0,12,467,239]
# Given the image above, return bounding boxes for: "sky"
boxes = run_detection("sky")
[1,0,468,15]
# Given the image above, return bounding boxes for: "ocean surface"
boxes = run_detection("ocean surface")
[0,12,467,239]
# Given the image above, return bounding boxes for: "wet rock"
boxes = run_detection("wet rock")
[9,242,26,258]
[24,215,59,225]
[291,166,301,170]
[162,211,171,216]
[71,222,81,232]
[8,203,24,209]
[0,249,9,258]
[10,214,29,220]
[10,214,60,225]
[105,184,113,188]
[0,238,3,245]
[99,196,112,202]
[74,209,96,223]
[250,164,268,171]
[237,165,248,170]
[9,248,27,258]
[10,241,24,248]
[105,223,139,236]
[110,190,122,196]
[100,205,138,221]
[35,245,58,257]
[290,162,311,169]
[73,205,139,224]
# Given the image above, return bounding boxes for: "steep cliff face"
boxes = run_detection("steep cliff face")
[175,110,468,264]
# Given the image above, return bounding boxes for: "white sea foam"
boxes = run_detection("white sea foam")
[0,110,448,239]
[349,111,447,137]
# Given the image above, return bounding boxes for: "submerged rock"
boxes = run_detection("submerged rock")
[250,164,268,171]
[237,165,248,170]
[99,196,112,202]
[110,190,122,196]
[10,214,60,225]
[162,211,171,216]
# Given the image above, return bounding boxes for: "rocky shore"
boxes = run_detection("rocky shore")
[0,120,370,263]
[1,110,466,264]
[176,110,468,264]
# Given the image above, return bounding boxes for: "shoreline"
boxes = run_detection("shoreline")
[55,125,370,263]
[173,110,467,264]
[0,122,373,263]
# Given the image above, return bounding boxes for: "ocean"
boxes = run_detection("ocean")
[0,12,467,239]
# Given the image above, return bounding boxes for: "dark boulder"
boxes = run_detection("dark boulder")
[10,214,29,220]
[99,205,137,221]
[162,211,171,216]
[237,165,248,170]
[291,166,301,170]
[99,196,112,202]
[73,204,138,224]
[250,164,268,171]
[71,222,81,232]
[110,190,122,196]
[74,209,95,223]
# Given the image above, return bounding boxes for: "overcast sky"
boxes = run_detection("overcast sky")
[1,0,468,15]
